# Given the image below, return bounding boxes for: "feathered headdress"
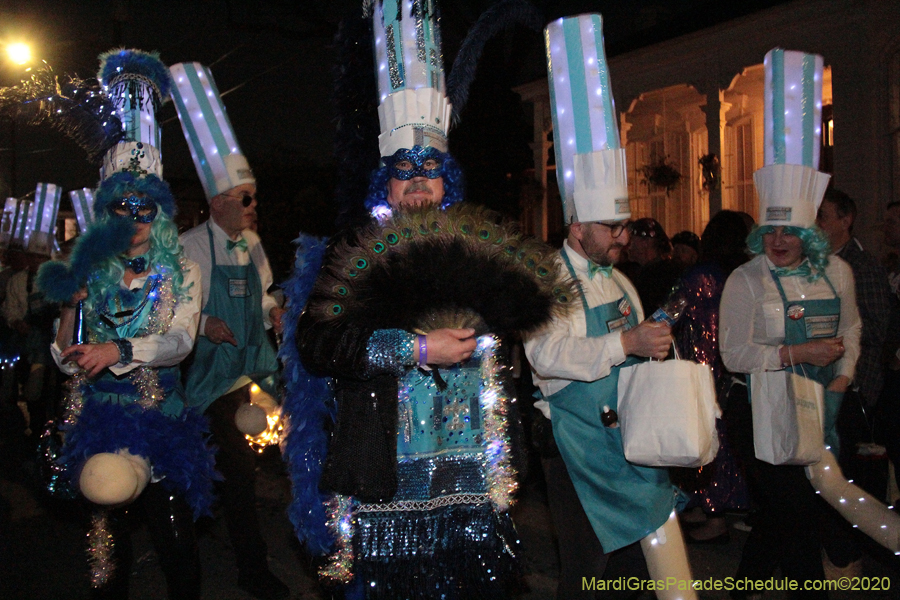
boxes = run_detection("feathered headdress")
[0,64,123,163]
[37,48,174,302]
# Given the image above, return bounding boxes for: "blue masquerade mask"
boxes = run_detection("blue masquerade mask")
[383,146,447,181]
[108,196,158,223]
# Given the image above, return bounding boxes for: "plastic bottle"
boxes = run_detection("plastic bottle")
[648,294,687,327]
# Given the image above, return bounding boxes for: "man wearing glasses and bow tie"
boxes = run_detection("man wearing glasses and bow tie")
[524,15,694,598]
[174,59,289,600]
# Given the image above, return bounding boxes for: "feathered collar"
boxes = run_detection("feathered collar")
[308,203,575,336]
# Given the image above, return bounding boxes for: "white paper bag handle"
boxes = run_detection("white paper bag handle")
[784,343,810,379]
[650,341,680,362]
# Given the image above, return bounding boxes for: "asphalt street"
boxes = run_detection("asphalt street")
[2,438,898,599]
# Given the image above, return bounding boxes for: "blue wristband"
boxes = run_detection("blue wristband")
[111,338,133,365]
[418,334,428,367]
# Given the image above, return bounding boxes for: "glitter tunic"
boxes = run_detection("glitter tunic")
[348,337,523,599]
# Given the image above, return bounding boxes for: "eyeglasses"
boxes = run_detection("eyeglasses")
[222,192,256,207]
[596,220,631,238]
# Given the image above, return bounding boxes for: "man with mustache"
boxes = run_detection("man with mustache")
[173,62,288,600]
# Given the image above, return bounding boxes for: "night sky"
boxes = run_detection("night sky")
[0,0,792,278]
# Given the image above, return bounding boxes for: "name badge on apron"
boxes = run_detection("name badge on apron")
[228,278,250,298]
[805,314,839,339]
[607,315,630,333]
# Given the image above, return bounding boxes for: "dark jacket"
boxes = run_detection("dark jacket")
[296,229,403,502]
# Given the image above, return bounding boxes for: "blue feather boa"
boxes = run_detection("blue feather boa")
[36,217,134,303]
[279,233,336,554]
[98,48,172,98]
[59,399,219,519]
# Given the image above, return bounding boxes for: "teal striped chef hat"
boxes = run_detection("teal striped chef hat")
[169,63,255,201]
[69,188,96,235]
[754,48,831,228]
[545,14,630,225]
[371,0,452,158]
[25,183,62,255]
[0,197,17,248]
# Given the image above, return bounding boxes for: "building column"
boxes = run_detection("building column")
[533,98,552,241]
[699,88,730,216]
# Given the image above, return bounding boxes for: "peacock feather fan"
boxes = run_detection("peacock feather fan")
[98,48,172,102]
[307,203,576,336]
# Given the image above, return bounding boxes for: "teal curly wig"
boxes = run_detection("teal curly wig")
[746,224,831,281]
[82,209,191,341]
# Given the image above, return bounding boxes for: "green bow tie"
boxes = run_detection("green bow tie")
[588,261,613,279]
[226,237,248,253]
[772,262,812,278]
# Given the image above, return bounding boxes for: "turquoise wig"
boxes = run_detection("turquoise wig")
[83,208,191,341]
[746,224,831,281]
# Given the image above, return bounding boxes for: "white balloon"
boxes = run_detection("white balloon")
[79,450,151,506]
[235,403,268,436]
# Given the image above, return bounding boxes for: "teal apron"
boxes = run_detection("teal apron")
[185,223,278,412]
[769,269,843,454]
[547,252,678,552]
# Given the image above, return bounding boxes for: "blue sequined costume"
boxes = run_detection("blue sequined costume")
[293,199,579,598]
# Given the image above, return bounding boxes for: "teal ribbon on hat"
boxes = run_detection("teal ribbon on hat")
[226,237,248,253]
[772,261,812,278]
[588,261,613,279]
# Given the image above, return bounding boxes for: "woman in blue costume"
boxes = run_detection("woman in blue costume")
[40,169,215,600]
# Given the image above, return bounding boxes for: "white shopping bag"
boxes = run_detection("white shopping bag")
[617,349,720,468]
[750,370,824,465]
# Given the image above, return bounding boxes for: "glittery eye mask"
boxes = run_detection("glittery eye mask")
[383,146,447,181]
[108,197,158,223]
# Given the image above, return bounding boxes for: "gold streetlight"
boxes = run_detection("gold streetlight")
[6,43,31,66]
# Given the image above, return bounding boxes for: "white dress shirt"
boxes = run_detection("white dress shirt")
[720,254,861,382]
[51,258,202,376]
[524,240,645,417]
[179,219,279,336]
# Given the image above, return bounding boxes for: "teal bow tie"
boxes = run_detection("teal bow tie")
[587,261,613,279]
[772,262,812,278]
[226,237,248,253]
